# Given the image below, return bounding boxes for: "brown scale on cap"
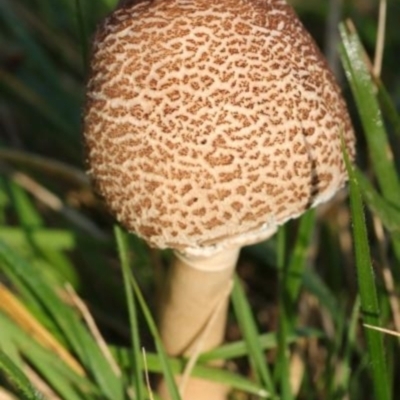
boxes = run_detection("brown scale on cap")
[83,0,355,255]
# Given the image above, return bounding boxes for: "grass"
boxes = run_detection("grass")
[0,0,400,399]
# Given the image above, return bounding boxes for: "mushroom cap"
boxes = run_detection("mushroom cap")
[83,0,355,256]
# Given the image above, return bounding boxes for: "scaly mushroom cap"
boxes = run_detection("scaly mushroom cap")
[83,0,355,256]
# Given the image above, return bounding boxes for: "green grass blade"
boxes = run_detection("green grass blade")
[275,226,293,400]
[0,240,124,400]
[340,25,400,200]
[231,275,277,397]
[115,350,269,397]
[376,78,400,138]
[335,296,360,397]
[0,228,76,251]
[114,226,144,400]
[200,328,323,362]
[0,323,23,371]
[339,23,400,205]
[7,179,42,228]
[355,168,400,237]
[0,312,99,400]
[275,308,291,400]
[159,360,269,398]
[272,211,315,398]
[342,141,391,400]
[128,260,181,400]
[339,21,400,263]
[285,210,315,320]
[0,349,43,400]
[187,365,269,398]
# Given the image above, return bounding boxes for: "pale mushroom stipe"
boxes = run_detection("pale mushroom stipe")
[83,0,356,399]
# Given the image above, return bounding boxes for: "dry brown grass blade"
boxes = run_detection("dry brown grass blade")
[346,0,387,82]
[363,324,400,338]
[373,0,387,77]
[289,348,305,396]
[142,348,155,400]
[8,170,107,241]
[0,282,85,376]
[179,280,233,397]
[64,284,121,377]
[0,388,18,400]
[0,149,89,187]
[324,0,343,78]
[24,364,61,400]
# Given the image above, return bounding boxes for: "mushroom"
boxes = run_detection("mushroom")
[83,0,355,399]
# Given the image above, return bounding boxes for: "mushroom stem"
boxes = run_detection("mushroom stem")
[158,247,239,400]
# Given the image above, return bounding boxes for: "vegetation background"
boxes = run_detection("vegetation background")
[0,0,399,399]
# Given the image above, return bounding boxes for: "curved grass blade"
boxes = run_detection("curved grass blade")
[126,254,181,400]
[199,328,322,362]
[339,21,400,263]
[376,78,400,138]
[335,296,360,397]
[285,210,315,322]
[339,22,400,205]
[342,141,391,400]
[355,168,400,237]
[115,351,270,398]
[272,211,315,399]
[114,226,144,400]
[231,275,277,398]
